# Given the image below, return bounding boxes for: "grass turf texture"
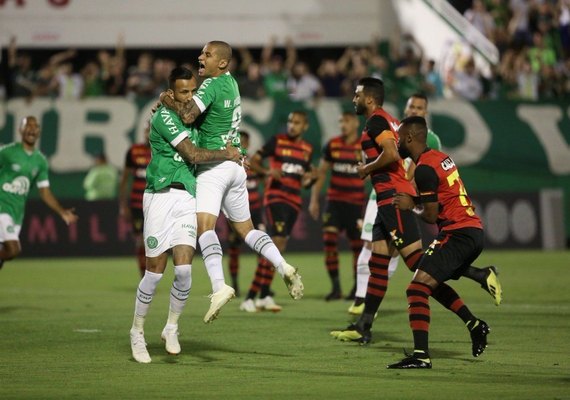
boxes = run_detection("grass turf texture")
[0,251,568,400]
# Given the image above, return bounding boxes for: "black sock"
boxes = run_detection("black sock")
[463,266,487,285]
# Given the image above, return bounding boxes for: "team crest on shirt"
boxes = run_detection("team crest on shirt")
[11,164,21,172]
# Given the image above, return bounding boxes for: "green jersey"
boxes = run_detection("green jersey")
[427,129,442,151]
[0,142,49,224]
[193,72,242,151]
[146,105,198,196]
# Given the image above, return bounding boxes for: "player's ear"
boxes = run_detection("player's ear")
[218,59,229,70]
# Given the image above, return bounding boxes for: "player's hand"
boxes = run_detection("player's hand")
[268,169,282,180]
[159,91,175,110]
[392,193,414,211]
[356,162,368,179]
[225,142,242,163]
[241,156,251,170]
[60,208,78,225]
[308,201,320,221]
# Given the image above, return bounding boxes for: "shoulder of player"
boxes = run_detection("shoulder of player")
[417,149,453,169]
[153,105,183,125]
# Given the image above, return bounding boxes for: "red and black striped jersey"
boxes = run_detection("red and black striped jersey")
[258,133,313,211]
[322,135,365,206]
[361,108,415,205]
[246,168,263,211]
[124,143,151,210]
[415,148,482,231]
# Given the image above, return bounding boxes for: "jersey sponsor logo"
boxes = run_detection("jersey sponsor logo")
[2,176,30,196]
[146,236,159,249]
[174,153,183,162]
[332,162,359,174]
[281,162,305,175]
[160,108,179,135]
[441,157,456,171]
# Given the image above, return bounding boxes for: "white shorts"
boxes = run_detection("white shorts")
[360,198,378,242]
[196,161,251,223]
[0,213,21,242]
[142,189,197,257]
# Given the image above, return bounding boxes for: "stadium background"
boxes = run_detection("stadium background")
[0,0,568,254]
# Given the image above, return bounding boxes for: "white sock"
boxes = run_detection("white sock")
[132,270,163,332]
[167,264,192,325]
[199,230,225,292]
[388,255,399,278]
[355,246,371,298]
[244,229,286,275]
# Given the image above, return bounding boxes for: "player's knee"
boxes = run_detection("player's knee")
[3,243,21,260]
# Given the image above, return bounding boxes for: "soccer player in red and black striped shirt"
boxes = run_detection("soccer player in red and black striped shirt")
[331,78,490,345]
[119,122,152,277]
[226,131,265,296]
[309,112,365,301]
[388,116,501,369]
[242,111,315,311]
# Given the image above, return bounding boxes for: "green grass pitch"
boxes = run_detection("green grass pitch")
[1,250,569,400]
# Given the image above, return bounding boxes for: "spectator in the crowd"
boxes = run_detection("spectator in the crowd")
[83,153,119,201]
[423,59,444,98]
[464,0,496,40]
[450,57,484,100]
[152,57,175,96]
[55,61,84,100]
[516,57,539,100]
[7,37,36,98]
[287,61,324,101]
[82,61,104,97]
[126,52,155,99]
[559,0,570,57]
[317,59,346,97]
[237,47,265,99]
[261,36,296,99]
[509,0,532,45]
[528,32,557,73]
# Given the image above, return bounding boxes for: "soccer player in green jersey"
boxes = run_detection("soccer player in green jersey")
[0,116,77,269]
[161,41,303,324]
[129,67,242,364]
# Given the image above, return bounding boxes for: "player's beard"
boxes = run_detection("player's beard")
[398,145,411,159]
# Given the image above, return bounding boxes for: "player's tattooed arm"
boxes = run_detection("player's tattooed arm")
[176,139,241,164]
[159,93,202,125]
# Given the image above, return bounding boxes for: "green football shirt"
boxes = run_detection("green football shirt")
[193,72,242,151]
[146,105,197,196]
[0,142,49,224]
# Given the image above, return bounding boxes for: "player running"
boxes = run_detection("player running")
[0,116,78,269]
[388,116,497,369]
[160,41,303,324]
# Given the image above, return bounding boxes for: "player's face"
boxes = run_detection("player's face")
[339,115,359,137]
[20,117,41,147]
[171,77,198,103]
[287,113,308,139]
[198,44,226,78]
[404,97,428,118]
[353,86,367,115]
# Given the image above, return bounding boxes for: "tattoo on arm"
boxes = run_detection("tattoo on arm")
[176,139,228,164]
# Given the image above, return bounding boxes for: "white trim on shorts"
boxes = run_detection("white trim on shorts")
[0,213,21,242]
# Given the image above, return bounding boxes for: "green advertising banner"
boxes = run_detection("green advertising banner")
[1,97,569,240]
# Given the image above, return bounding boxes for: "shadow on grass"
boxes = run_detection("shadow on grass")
[140,339,294,363]
[0,306,44,314]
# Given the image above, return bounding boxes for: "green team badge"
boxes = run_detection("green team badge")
[7,225,15,233]
[364,223,373,233]
[146,236,158,249]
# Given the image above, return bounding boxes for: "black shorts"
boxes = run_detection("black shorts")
[265,202,299,237]
[419,227,484,283]
[372,204,420,248]
[322,201,362,240]
[131,208,144,235]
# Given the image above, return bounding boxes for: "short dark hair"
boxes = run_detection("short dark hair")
[409,92,428,105]
[358,77,384,106]
[400,116,428,141]
[168,66,194,89]
[209,41,233,62]
[290,110,309,123]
